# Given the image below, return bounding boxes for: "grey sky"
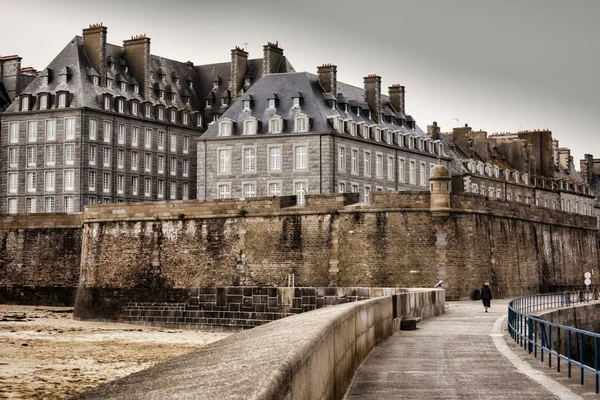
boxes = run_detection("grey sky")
[3,0,599,163]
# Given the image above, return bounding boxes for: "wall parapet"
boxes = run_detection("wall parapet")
[72,289,445,400]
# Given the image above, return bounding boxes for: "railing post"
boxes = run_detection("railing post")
[549,327,552,368]
[595,336,599,394]
[528,317,533,354]
[581,332,585,385]
[568,330,572,378]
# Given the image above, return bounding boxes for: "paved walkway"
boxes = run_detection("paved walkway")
[344,300,581,400]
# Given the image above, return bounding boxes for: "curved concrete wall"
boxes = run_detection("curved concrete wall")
[72,289,444,400]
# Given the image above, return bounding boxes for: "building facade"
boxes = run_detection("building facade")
[198,64,447,203]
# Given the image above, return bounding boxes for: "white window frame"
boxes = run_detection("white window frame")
[218,183,232,199]
[65,118,76,140]
[182,159,189,177]
[242,182,257,198]
[398,157,405,183]
[145,128,152,149]
[26,171,36,193]
[64,143,75,165]
[409,159,416,184]
[27,121,37,142]
[26,147,36,168]
[103,172,111,193]
[132,126,139,147]
[338,146,346,172]
[7,172,18,194]
[25,197,36,213]
[217,147,232,174]
[268,116,283,134]
[420,161,427,186]
[8,147,18,168]
[243,118,258,135]
[131,176,139,196]
[117,149,125,169]
[7,198,18,214]
[131,151,138,171]
[268,145,282,172]
[363,151,371,177]
[45,120,56,141]
[294,180,308,205]
[157,179,164,199]
[351,148,359,175]
[375,152,383,178]
[89,145,97,166]
[44,170,55,192]
[103,121,111,143]
[44,196,55,213]
[219,120,233,136]
[88,171,96,191]
[118,124,125,144]
[387,155,394,181]
[294,144,308,171]
[294,116,309,133]
[243,146,257,173]
[267,180,283,196]
[45,145,56,166]
[63,169,75,191]
[183,136,189,154]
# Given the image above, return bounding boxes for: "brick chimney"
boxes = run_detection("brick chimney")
[123,34,151,99]
[364,74,382,123]
[0,55,22,101]
[263,42,283,74]
[230,47,248,100]
[427,121,441,140]
[82,23,108,86]
[581,154,594,184]
[388,84,405,114]
[317,64,337,95]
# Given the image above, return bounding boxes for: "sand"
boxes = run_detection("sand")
[0,305,231,399]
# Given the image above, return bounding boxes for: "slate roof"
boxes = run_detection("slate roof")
[0,82,10,111]
[202,72,428,138]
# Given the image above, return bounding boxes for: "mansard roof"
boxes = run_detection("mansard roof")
[202,72,428,138]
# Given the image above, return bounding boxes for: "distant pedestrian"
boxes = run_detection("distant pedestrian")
[481,282,492,312]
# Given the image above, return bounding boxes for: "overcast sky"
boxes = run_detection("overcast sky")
[2,0,599,164]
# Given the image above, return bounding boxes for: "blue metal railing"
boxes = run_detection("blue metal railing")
[508,292,600,394]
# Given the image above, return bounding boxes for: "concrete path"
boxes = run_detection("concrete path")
[344,300,581,400]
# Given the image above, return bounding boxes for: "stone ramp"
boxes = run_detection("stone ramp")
[344,300,572,399]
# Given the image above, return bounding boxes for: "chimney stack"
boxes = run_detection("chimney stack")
[263,42,283,75]
[364,74,382,123]
[82,23,108,86]
[317,64,337,95]
[123,34,151,99]
[230,47,248,101]
[388,84,405,114]
[581,154,594,184]
[0,55,22,102]
[427,121,441,140]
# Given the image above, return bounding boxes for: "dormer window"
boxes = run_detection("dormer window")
[184,96,190,105]
[386,130,393,144]
[294,115,309,133]
[356,107,360,117]
[374,128,381,142]
[219,120,233,136]
[206,99,212,108]
[268,99,276,108]
[188,81,194,89]
[133,84,139,94]
[21,96,30,111]
[60,74,67,84]
[221,97,229,107]
[197,114,203,128]
[92,76,99,86]
[293,97,300,107]
[170,110,176,123]
[107,79,113,89]
[243,118,257,135]
[131,101,138,116]
[268,116,283,134]
[523,173,529,185]
[171,93,177,102]
[350,121,357,136]
[212,80,219,90]
[145,104,151,118]
[161,74,166,82]
[159,90,165,100]
[244,77,251,87]
[39,94,48,110]
[243,100,251,111]
[344,104,349,113]
[117,99,124,113]
[158,107,164,120]
[104,96,111,111]
[57,93,67,108]
[174,77,180,85]
[124,66,129,74]
[120,82,127,91]
[362,125,370,139]
[109,62,116,70]
[183,112,189,125]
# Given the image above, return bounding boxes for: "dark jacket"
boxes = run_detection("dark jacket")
[481,286,492,300]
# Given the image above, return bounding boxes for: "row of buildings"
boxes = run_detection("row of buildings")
[0,24,597,221]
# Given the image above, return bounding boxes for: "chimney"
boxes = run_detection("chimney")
[581,154,594,184]
[388,84,405,114]
[557,148,571,171]
[364,74,382,123]
[230,46,248,101]
[427,121,441,140]
[263,42,283,74]
[123,34,151,99]
[82,23,108,86]
[0,55,22,101]
[317,64,337,95]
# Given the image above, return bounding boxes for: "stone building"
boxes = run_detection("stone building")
[579,154,600,226]
[434,123,594,216]
[0,55,37,111]
[0,24,291,213]
[198,64,447,203]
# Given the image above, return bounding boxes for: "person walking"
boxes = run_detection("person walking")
[481,282,492,312]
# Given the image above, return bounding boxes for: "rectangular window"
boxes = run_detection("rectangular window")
[183,112,189,125]
[158,155,165,174]
[243,148,256,172]
[89,145,96,166]
[64,170,74,191]
[117,99,124,114]
[170,181,177,199]
[27,121,37,142]
[218,149,231,173]
[103,172,111,193]
[387,156,394,180]
[26,197,36,213]
[145,104,151,118]
[45,145,56,166]
[88,171,96,191]
[364,186,371,203]
[25,147,36,167]
[268,182,281,196]
[26,172,36,192]
[7,172,18,193]
[39,94,48,110]
[131,102,138,116]
[103,121,111,143]
[364,152,371,176]
[44,171,55,192]
[117,149,125,169]
[8,148,18,168]
[145,153,152,172]
[145,129,152,149]
[398,158,405,182]
[117,174,124,194]
[420,162,427,186]
[104,96,111,110]
[182,182,189,200]
[44,197,55,213]
[8,198,17,214]
[131,151,138,171]
[294,181,307,205]
[294,146,307,170]
[170,134,177,152]
[182,159,189,177]
[376,153,383,177]
[118,124,125,144]
[64,144,75,165]
[352,149,358,174]
[170,157,177,176]
[183,136,189,154]
[22,96,29,111]
[9,122,19,143]
[65,118,75,140]
[103,148,111,167]
[64,196,74,213]
[46,120,56,141]
[132,176,138,196]
[243,183,256,198]
[131,126,139,147]
[338,147,345,172]
[158,131,165,150]
[351,184,359,193]
[339,182,345,193]
[409,160,416,184]
[269,147,281,171]
[158,107,164,120]
[87,197,97,205]
[219,184,231,199]
[157,179,164,198]
[89,119,97,140]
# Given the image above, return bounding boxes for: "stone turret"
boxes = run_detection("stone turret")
[429,161,451,216]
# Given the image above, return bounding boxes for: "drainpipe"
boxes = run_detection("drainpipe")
[332,134,336,193]
[203,140,207,200]
[319,135,323,194]
[79,108,84,212]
